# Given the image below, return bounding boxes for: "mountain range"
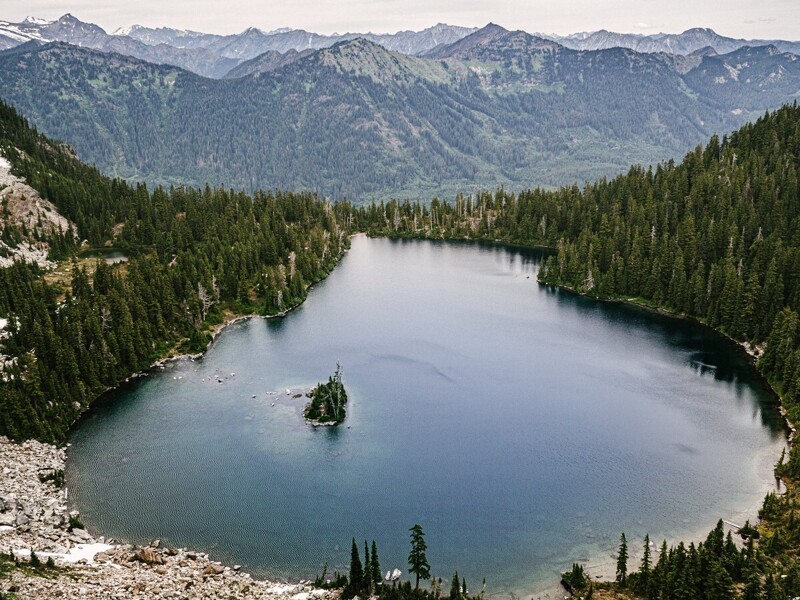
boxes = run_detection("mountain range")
[0,15,477,77]
[2,21,798,200]
[2,14,800,79]
[546,27,800,56]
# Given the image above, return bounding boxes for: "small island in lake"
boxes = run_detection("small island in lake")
[304,363,348,425]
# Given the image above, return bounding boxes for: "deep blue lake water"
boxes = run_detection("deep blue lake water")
[66,236,786,596]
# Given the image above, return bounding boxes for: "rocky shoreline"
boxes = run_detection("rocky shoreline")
[0,436,339,599]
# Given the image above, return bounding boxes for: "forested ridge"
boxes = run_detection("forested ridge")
[0,101,353,442]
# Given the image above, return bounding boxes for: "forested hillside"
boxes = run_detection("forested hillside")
[1,26,799,200]
[0,102,353,442]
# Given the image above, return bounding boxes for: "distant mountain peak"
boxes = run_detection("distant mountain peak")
[22,16,50,25]
[43,14,107,42]
[480,23,508,34]
[328,36,387,55]
[310,36,433,83]
[424,22,558,60]
[682,27,717,35]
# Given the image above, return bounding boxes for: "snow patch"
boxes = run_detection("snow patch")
[0,157,11,170]
[0,26,34,43]
[0,22,44,41]
[0,318,7,330]
[59,543,116,564]
[13,543,116,566]
[23,16,51,25]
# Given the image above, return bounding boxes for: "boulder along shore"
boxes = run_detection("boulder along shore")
[0,436,339,599]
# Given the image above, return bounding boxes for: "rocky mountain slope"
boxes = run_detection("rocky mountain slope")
[0,127,77,268]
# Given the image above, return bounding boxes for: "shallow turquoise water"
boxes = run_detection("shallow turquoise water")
[66,236,786,596]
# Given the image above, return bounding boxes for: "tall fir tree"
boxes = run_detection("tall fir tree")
[370,540,381,588]
[616,533,628,586]
[408,524,431,590]
[450,572,460,600]
[347,538,363,599]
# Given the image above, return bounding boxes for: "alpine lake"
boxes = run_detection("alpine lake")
[66,235,787,597]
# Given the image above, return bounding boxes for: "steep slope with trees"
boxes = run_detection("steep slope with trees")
[0,101,353,442]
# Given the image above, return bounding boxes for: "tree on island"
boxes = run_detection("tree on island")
[304,363,348,424]
[408,524,431,590]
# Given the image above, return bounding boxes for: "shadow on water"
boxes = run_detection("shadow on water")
[540,283,784,436]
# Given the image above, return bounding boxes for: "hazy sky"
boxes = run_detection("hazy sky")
[2,0,798,39]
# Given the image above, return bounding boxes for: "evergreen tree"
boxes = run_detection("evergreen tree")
[764,574,788,600]
[637,533,651,596]
[705,559,734,600]
[364,540,371,596]
[408,524,431,590]
[370,540,381,587]
[449,571,460,600]
[347,538,363,598]
[616,533,628,586]
[743,569,762,600]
